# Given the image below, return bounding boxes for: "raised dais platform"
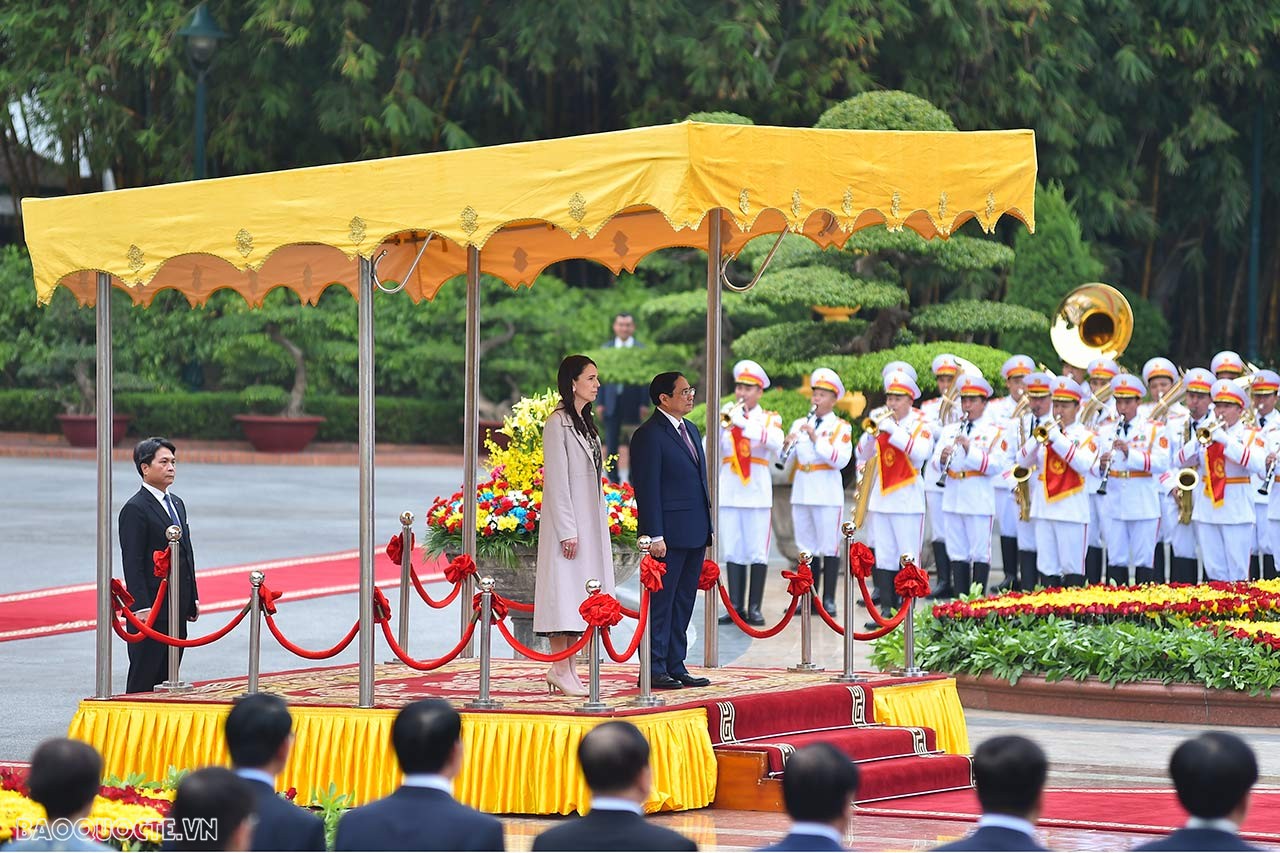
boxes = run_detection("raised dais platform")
[67,661,968,815]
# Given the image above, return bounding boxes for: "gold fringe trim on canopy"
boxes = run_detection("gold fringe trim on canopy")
[67,700,716,814]
[874,678,970,756]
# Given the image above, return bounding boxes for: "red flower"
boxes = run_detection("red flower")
[610,523,621,535]
[524,521,535,531]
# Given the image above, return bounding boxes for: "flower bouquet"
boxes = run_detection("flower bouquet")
[425,390,639,565]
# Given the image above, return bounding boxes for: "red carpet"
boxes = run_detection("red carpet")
[0,551,444,642]
[857,787,1280,843]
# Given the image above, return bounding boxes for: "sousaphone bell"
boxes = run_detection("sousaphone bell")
[1050,283,1134,369]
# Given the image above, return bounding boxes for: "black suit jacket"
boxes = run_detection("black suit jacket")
[334,786,504,851]
[241,777,326,851]
[1134,827,1259,851]
[934,825,1046,851]
[629,413,712,549]
[119,487,198,619]
[598,338,646,423]
[532,808,696,852]
[758,831,844,851]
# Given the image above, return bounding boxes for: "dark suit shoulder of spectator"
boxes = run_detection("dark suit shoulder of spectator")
[532,809,695,852]
[758,831,844,851]
[241,778,325,852]
[334,787,503,852]
[933,825,1047,851]
[1134,828,1259,851]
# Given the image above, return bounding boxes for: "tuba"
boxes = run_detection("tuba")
[1050,283,1133,373]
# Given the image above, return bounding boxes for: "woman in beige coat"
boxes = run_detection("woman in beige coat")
[534,355,616,695]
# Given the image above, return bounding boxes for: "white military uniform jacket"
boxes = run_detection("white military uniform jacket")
[718,405,784,508]
[919,396,960,496]
[1176,419,1267,525]
[854,409,934,514]
[1154,409,1194,495]
[928,413,1009,516]
[986,395,1022,494]
[1016,421,1098,523]
[790,411,853,507]
[1251,410,1280,506]
[1095,415,1169,520]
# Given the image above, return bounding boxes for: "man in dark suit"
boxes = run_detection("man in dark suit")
[757,743,858,851]
[598,312,647,477]
[335,699,504,851]
[170,767,257,852]
[934,736,1047,851]
[119,437,199,694]
[1135,732,1260,851]
[224,693,325,851]
[629,372,713,690]
[532,721,696,851]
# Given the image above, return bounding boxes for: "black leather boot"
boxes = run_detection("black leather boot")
[745,563,768,626]
[951,561,972,597]
[997,536,1018,590]
[1250,554,1262,581]
[1106,564,1129,586]
[972,562,991,594]
[928,540,955,599]
[1018,551,1039,591]
[719,562,746,624]
[866,568,900,629]
[1170,556,1198,584]
[1265,554,1277,580]
[822,556,841,617]
[1134,567,1154,585]
[1063,573,1087,588]
[1152,545,1167,584]
[1038,572,1058,588]
[1084,546,1104,585]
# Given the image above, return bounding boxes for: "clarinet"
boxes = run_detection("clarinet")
[1096,416,1124,496]
[1261,455,1278,496]
[936,415,969,488]
[776,404,818,469]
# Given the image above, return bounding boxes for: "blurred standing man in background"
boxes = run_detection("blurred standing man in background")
[1142,358,1190,584]
[989,355,1035,591]
[920,354,963,598]
[599,312,647,481]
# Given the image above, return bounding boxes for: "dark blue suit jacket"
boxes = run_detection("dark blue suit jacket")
[532,808,696,851]
[934,825,1046,851]
[628,412,712,549]
[598,339,647,424]
[1134,828,1258,851]
[759,831,845,851]
[334,786,504,851]
[240,778,326,851]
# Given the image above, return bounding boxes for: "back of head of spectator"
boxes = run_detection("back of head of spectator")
[27,738,102,823]
[973,735,1048,821]
[1170,732,1258,822]
[224,693,294,774]
[170,767,255,852]
[392,699,463,779]
[781,743,859,830]
[578,721,652,801]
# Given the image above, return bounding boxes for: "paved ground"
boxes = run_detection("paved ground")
[3,453,1279,850]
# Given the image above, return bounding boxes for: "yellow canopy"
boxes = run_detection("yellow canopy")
[23,121,1036,306]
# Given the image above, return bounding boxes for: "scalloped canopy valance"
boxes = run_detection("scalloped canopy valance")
[23,121,1036,306]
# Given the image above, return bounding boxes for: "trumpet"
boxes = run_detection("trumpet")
[936,414,969,488]
[1195,417,1224,446]
[1175,467,1200,525]
[720,398,745,428]
[861,406,893,436]
[1031,417,1059,443]
[777,404,818,469]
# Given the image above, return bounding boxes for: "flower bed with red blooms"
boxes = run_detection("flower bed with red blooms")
[1198,619,1280,651]
[0,766,174,848]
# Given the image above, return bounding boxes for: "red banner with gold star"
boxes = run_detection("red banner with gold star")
[729,426,753,484]
[876,431,918,495]
[1203,441,1228,508]
[1043,446,1084,502]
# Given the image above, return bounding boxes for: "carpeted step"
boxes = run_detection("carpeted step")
[716,724,939,774]
[706,683,878,743]
[853,753,974,803]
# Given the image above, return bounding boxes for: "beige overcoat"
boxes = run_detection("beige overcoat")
[533,407,616,633]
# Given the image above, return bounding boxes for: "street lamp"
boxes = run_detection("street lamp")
[178,3,228,180]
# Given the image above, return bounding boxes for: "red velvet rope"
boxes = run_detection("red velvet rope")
[264,612,360,660]
[114,599,249,648]
[409,566,464,609]
[502,596,535,613]
[386,532,414,565]
[715,583,800,638]
[857,575,896,628]
[111,579,168,634]
[783,562,815,596]
[152,549,170,578]
[601,589,650,662]
[810,593,911,639]
[495,620,594,662]
[379,612,480,671]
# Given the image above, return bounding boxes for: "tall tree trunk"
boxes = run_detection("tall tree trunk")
[1141,166,1160,299]
[267,325,307,418]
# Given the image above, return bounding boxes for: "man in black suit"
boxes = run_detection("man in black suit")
[119,437,199,694]
[335,699,504,851]
[169,767,256,852]
[599,312,647,478]
[224,693,325,851]
[629,372,714,690]
[759,743,858,851]
[934,736,1047,851]
[1135,732,1260,851]
[533,721,696,851]
[17,738,109,850]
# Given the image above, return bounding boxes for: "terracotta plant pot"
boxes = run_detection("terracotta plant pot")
[56,413,133,448]
[234,414,326,453]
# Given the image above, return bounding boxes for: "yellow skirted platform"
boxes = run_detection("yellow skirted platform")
[875,677,970,756]
[68,700,715,814]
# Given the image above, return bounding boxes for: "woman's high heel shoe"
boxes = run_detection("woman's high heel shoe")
[546,671,587,697]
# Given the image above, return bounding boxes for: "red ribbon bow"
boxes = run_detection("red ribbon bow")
[258,583,283,615]
[698,559,721,591]
[849,543,875,579]
[385,532,415,565]
[152,549,170,578]
[783,562,814,597]
[444,554,478,584]
[372,588,392,622]
[639,554,667,591]
[579,593,624,628]
[472,591,509,623]
[894,561,931,599]
[110,578,134,611]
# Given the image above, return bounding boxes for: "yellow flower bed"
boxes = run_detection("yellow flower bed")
[932,579,1280,621]
[0,787,172,845]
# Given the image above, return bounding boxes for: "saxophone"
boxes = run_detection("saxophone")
[1011,398,1033,521]
[1175,418,1197,525]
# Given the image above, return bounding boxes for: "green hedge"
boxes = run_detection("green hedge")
[0,390,461,444]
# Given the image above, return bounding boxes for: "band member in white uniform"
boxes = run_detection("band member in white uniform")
[855,370,935,627]
[1012,372,1055,590]
[786,368,854,616]
[1016,376,1099,586]
[1095,374,1170,585]
[1174,379,1267,582]
[919,354,963,597]
[718,359,784,626]
[1082,357,1119,584]
[1249,371,1280,580]
[1164,369,1215,583]
[988,355,1034,591]
[928,374,1009,596]
[1211,350,1247,381]
[1141,357,1190,583]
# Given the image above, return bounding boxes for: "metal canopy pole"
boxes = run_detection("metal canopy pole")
[703,214,723,668]
[461,247,481,657]
[94,272,113,699]
[357,256,375,708]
